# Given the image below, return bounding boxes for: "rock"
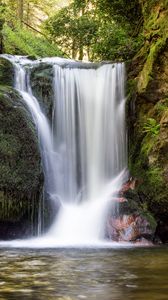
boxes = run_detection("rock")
[0,57,14,86]
[106,214,154,242]
[133,237,153,246]
[119,177,140,194]
[106,181,157,243]
[0,85,43,238]
[30,64,54,118]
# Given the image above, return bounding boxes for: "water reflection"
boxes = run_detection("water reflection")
[0,247,168,300]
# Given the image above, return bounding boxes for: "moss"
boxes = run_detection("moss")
[155,99,168,114]
[30,64,54,118]
[137,38,167,93]
[128,0,168,224]
[0,58,14,86]
[0,85,43,233]
[136,1,168,93]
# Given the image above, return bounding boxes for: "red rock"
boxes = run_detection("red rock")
[106,214,153,242]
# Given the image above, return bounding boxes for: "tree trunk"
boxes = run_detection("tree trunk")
[78,44,83,61]
[18,0,24,25]
[26,2,30,26]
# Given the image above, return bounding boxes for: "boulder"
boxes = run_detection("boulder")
[0,85,43,239]
[106,179,157,243]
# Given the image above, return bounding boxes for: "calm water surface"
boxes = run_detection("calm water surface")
[0,247,167,300]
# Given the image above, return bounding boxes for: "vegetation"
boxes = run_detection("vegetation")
[3,24,62,57]
[143,118,160,136]
[0,0,63,57]
[44,0,143,61]
[0,0,143,61]
[0,0,168,237]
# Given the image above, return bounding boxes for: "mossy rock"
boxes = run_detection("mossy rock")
[137,2,168,93]
[0,57,14,86]
[30,64,54,118]
[0,85,43,237]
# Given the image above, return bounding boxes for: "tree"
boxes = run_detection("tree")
[45,1,99,60]
[2,0,60,29]
[18,0,24,24]
[0,0,63,57]
[0,1,5,53]
[44,0,143,61]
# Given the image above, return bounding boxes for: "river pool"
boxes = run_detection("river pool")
[0,247,167,300]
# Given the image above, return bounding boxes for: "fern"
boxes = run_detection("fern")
[143,118,160,136]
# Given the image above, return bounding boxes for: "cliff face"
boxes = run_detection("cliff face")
[128,0,168,238]
[0,58,43,239]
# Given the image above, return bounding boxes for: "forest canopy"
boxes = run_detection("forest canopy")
[0,0,143,61]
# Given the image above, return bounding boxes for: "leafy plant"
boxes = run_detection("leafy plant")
[143,118,160,136]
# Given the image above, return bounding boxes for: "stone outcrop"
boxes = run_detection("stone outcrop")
[128,0,168,243]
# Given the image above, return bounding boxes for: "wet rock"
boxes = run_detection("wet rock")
[30,64,54,118]
[106,179,157,243]
[0,85,43,238]
[132,237,153,246]
[107,214,155,242]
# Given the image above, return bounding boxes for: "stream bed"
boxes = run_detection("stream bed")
[0,247,167,300]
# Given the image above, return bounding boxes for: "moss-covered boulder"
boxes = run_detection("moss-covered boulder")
[0,57,14,86]
[0,85,43,239]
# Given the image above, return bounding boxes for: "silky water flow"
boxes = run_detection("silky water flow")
[0,55,128,247]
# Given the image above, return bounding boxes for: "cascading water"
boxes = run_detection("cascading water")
[0,55,128,247]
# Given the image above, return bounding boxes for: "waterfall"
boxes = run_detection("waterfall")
[0,55,127,247]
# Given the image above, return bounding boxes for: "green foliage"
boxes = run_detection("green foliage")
[143,118,160,136]
[146,167,163,189]
[0,0,63,57]
[96,0,142,25]
[155,100,168,114]
[44,3,98,60]
[92,23,142,61]
[3,24,62,57]
[44,0,143,61]
[2,0,58,28]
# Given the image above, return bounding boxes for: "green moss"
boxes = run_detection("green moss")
[136,1,168,93]
[138,38,166,93]
[155,100,168,114]
[0,58,14,86]
[0,85,43,225]
[30,64,54,117]
[141,134,157,156]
